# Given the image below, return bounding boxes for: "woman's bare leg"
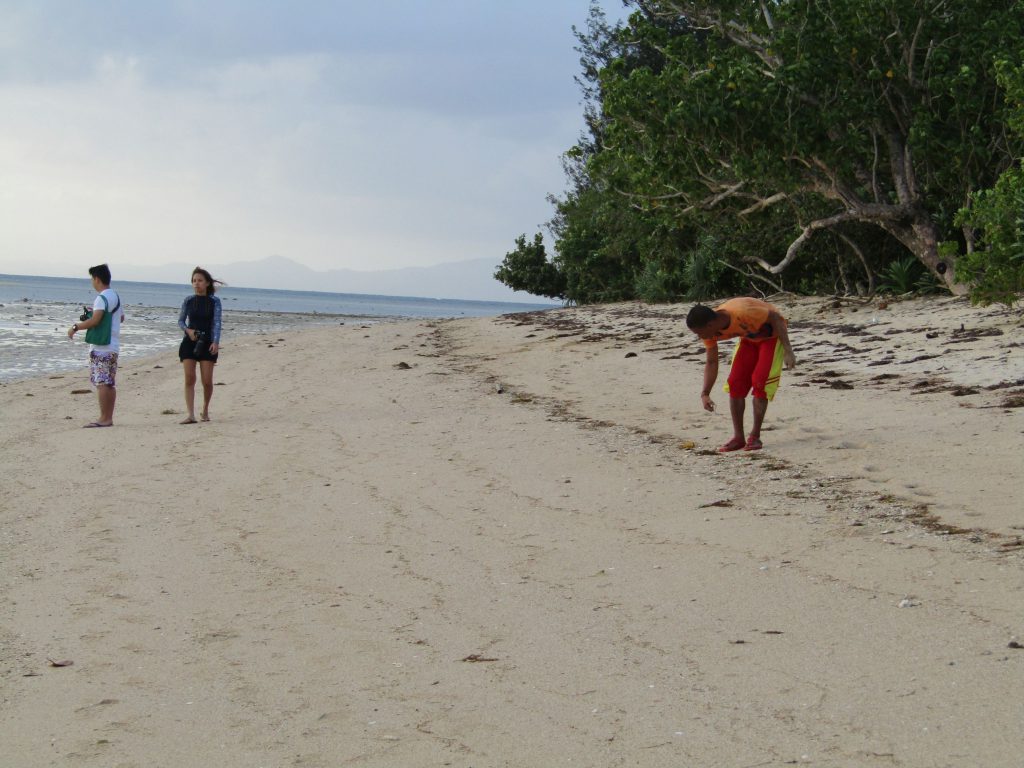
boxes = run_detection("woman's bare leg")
[181,359,197,423]
[199,360,215,421]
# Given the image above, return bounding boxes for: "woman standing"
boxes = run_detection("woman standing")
[178,267,223,424]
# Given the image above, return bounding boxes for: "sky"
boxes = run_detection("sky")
[0,1,628,285]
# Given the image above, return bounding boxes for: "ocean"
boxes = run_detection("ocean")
[0,273,555,382]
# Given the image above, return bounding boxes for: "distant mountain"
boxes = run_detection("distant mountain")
[112,255,557,304]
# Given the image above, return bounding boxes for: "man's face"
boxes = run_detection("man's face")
[691,325,718,341]
[90,275,103,292]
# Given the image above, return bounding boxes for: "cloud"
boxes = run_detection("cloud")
[0,1,624,280]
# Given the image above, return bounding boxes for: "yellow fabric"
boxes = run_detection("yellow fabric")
[764,339,785,400]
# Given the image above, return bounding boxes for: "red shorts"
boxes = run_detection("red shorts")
[727,338,777,399]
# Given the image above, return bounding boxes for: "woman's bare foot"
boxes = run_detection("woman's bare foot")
[180,416,197,424]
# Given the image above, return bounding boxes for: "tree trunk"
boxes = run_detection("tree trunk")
[881,210,967,295]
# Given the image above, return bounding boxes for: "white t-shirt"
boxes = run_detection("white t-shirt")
[90,288,123,354]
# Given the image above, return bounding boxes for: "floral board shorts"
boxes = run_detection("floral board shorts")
[89,351,118,387]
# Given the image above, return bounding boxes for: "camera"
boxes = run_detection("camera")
[193,329,209,357]
[79,305,92,322]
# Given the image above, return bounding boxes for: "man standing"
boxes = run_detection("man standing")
[686,297,796,452]
[68,264,124,428]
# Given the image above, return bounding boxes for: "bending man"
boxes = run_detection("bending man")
[686,297,796,452]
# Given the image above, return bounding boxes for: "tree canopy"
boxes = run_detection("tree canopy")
[494,233,567,300]
[496,0,1024,304]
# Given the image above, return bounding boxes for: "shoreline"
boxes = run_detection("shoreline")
[0,302,392,383]
[2,295,1022,767]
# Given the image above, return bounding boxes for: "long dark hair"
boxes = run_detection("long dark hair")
[192,266,225,296]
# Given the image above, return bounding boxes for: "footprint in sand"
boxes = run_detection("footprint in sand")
[830,440,863,450]
[862,465,891,483]
[904,483,935,497]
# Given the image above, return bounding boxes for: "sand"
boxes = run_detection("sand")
[1,295,1022,767]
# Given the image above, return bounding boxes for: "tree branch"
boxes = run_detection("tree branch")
[746,206,912,275]
[738,192,788,216]
[835,230,876,295]
[719,260,785,295]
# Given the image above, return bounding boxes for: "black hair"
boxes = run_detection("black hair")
[686,304,717,330]
[89,263,112,285]
[192,266,225,296]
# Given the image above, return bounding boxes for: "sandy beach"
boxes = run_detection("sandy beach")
[2,295,1022,767]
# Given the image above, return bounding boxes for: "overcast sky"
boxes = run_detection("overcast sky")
[0,1,627,281]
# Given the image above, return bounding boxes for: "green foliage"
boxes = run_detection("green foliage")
[501,1,1023,303]
[915,271,943,295]
[878,258,925,295]
[585,0,1023,293]
[956,165,1024,304]
[875,256,943,295]
[635,260,685,303]
[682,235,733,301]
[548,188,643,304]
[956,59,1024,304]
[494,233,567,300]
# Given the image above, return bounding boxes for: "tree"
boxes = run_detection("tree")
[543,3,698,304]
[956,59,1024,304]
[494,233,567,300]
[591,0,1024,293]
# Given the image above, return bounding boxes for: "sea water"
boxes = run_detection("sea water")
[0,274,554,382]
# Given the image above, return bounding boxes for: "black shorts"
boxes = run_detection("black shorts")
[179,334,219,363]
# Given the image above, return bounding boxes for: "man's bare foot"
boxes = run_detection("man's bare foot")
[200,413,210,422]
[718,436,745,453]
[744,436,763,451]
[180,417,197,424]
